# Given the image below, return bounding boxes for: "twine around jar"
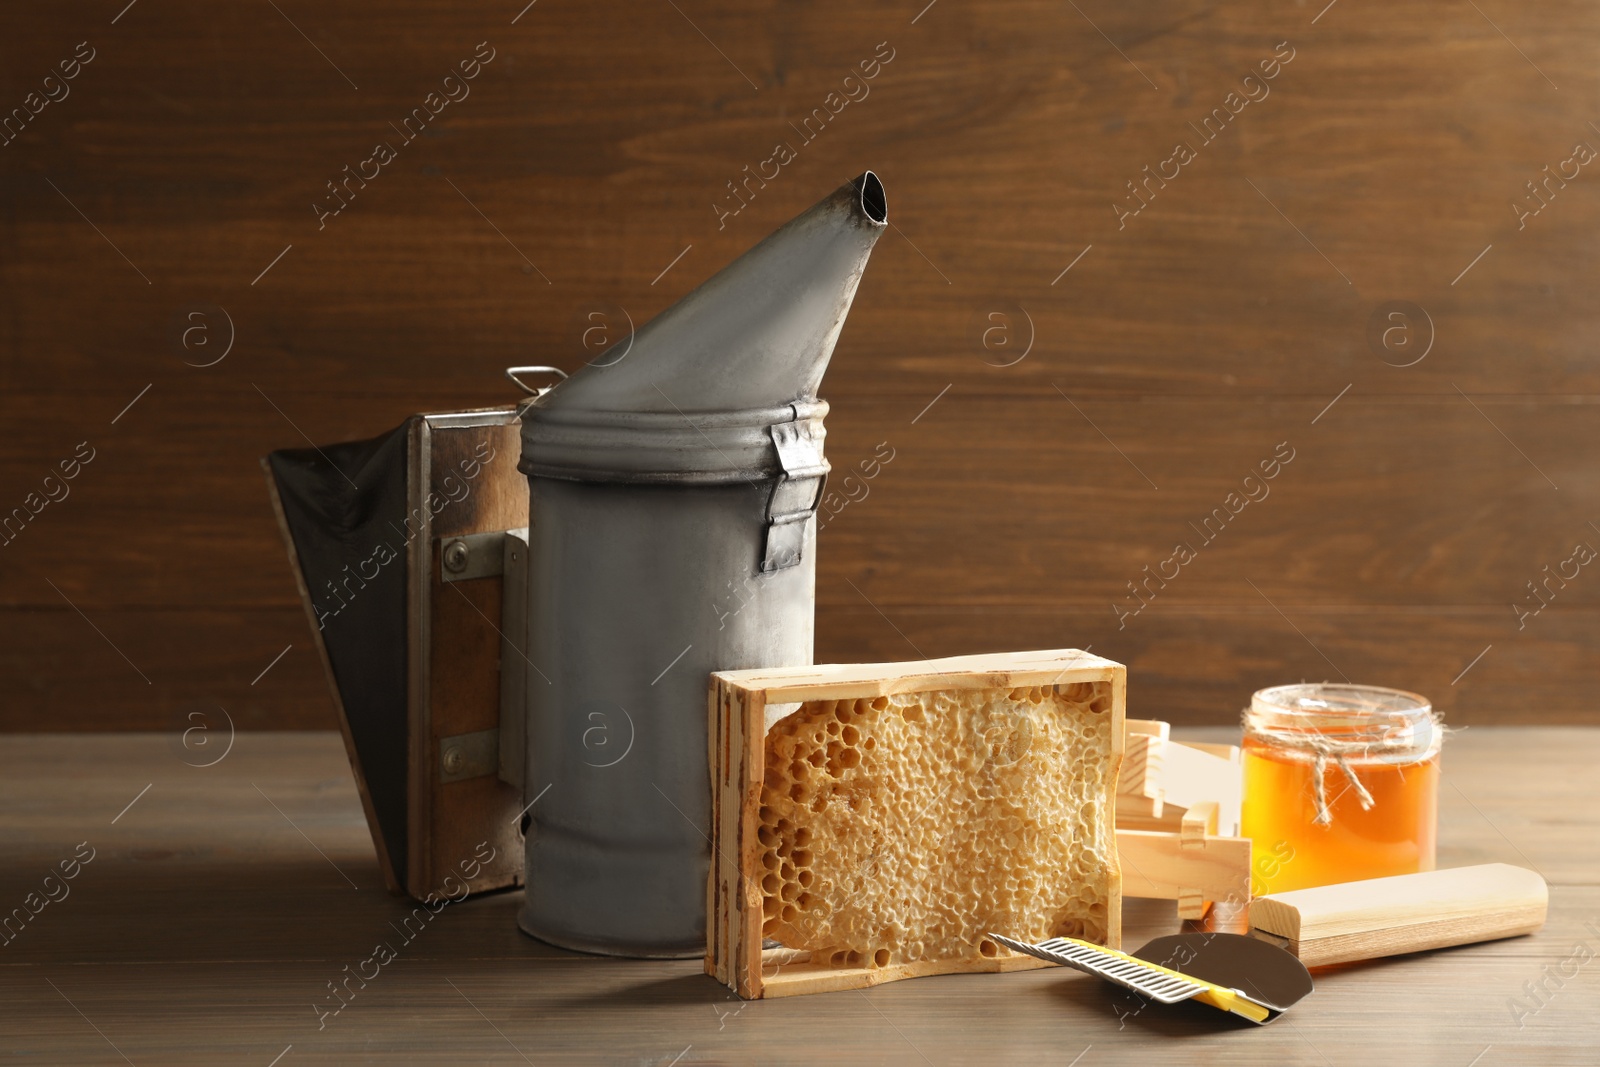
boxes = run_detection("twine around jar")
[1244,707,1444,827]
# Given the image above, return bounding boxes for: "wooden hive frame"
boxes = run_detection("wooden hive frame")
[1114,719,1250,919]
[1117,719,1243,835]
[707,649,1125,999]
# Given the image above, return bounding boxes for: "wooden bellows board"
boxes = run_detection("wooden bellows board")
[708,649,1126,999]
[264,407,529,901]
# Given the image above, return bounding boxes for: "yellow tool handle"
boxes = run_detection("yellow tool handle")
[1192,985,1271,1024]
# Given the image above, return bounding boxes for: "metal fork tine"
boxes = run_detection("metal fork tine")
[987,932,1209,1005]
[989,931,1287,1023]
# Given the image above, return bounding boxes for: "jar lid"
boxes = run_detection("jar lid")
[1251,682,1431,720]
[1246,682,1440,761]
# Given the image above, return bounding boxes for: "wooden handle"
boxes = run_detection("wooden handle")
[1248,863,1547,967]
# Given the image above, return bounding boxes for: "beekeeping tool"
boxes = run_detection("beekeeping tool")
[1249,863,1548,966]
[989,931,1314,1025]
[264,175,888,959]
[514,173,887,957]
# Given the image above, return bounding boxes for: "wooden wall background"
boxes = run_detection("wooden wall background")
[3,0,1597,730]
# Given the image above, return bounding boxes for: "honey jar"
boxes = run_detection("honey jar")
[1242,683,1441,895]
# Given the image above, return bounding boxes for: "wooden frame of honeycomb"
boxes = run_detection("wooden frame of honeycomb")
[1115,719,1251,919]
[707,649,1125,999]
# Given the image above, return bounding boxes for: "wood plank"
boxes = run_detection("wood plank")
[1118,730,1164,806]
[2,0,1600,736]
[2,4,1598,400]
[1180,801,1219,848]
[1116,723,1240,841]
[7,601,1600,729]
[3,729,1598,1063]
[1250,864,1550,966]
[710,648,1124,702]
[1,392,1595,616]
[815,605,1600,726]
[817,394,1600,610]
[0,607,330,730]
[1116,829,1252,908]
[408,414,526,900]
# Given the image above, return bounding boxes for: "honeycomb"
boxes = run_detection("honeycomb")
[755,682,1117,968]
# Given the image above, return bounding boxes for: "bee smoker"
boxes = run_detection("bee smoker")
[515,173,888,956]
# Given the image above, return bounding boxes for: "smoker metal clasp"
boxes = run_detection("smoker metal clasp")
[441,529,510,583]
[433,527,532,793]
[762,417,829,573]
[440,728,499,783]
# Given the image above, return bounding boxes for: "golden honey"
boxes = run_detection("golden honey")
[1241,684,1440,896]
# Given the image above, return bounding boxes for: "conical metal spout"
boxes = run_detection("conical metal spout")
[539,171,886,416]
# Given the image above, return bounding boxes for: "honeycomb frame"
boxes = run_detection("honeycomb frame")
[707,649,1125,999]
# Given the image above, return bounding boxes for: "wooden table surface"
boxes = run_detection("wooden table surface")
[2,728,1595,1065]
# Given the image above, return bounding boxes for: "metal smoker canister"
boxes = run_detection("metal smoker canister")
[516,173,888,957]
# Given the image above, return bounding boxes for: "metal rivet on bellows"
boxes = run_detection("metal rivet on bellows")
[442,746,465,775]
[443,539,470,573]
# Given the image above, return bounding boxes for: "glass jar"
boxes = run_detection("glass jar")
[1242,683,1441,895]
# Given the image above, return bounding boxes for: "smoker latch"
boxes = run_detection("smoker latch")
[497,528,530,791]
[762,417,829,573]
[440,728,499,783]
[440,529,510,583]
